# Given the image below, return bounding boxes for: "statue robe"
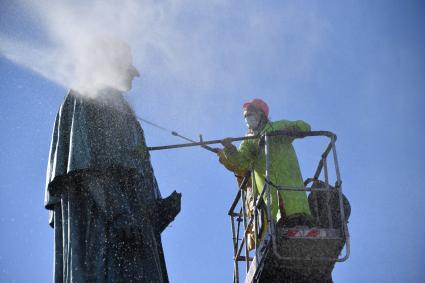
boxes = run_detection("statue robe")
[45,89,177,282]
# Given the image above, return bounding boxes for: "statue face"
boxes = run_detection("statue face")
[105,48,140,92]
[119,64,140,92]
[86,39,140,93]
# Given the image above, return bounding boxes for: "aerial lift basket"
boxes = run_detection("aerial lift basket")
[227,131,350,283]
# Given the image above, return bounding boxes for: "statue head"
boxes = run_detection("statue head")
[81,38,140,93]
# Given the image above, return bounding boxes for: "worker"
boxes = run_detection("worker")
[218,98,313,228]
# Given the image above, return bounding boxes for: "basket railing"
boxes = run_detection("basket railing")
[228,131,350,283]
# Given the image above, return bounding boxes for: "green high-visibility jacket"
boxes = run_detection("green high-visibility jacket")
[223,120,311,222]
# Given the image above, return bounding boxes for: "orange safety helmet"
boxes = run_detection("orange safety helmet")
[243,98,269,117]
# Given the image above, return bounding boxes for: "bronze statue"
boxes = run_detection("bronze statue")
[44,40,180,282]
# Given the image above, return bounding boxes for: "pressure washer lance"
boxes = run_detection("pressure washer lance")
[146,131,334,152]
[147,135,259,152]
[135,115,219,153]
[135,116,328,153]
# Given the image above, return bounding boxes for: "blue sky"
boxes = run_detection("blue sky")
[1,1,424,282]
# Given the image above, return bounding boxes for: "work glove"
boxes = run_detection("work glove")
[216,148,224,156]
[283,126,301,135]
[221,138,236,150]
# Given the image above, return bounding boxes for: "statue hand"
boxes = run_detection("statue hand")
[163,191,182,217]
[152,191,182,232]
